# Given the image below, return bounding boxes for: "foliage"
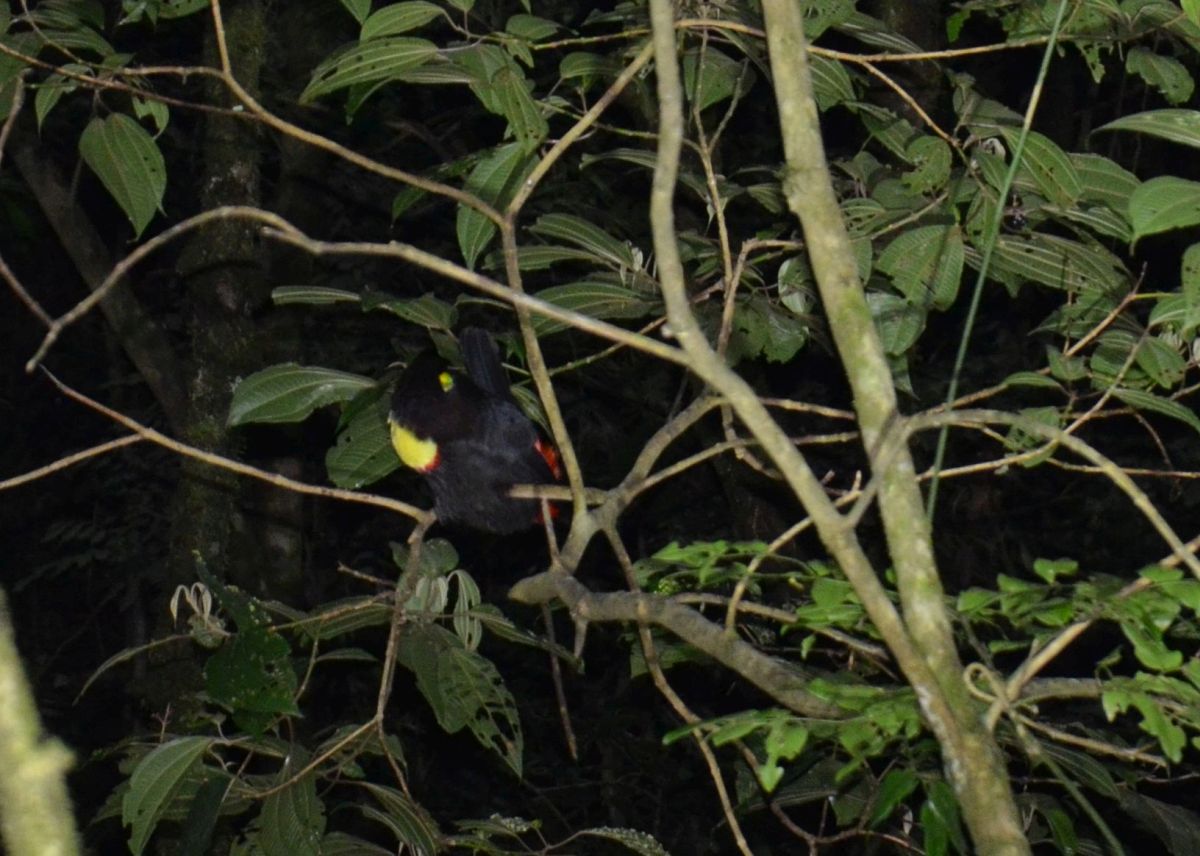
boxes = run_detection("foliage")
[4,0,1200,853]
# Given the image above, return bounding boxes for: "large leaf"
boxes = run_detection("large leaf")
[123,737,214,856]
[877,224,964,310]
[257,763,325,856]
[1129,176,1200,243]
[325,394,400,489]
[397,624,523,776]
[1112,387,1200,437]
[300,38,437,103]
[682,46,744,112]
[528,213,635,270]
[457,143,534,269]
[984,234,1126,295]
[228,364,375,426]
[490,64,547,152]
[1071,152,1141,212]
[361,292,457,329]
[360,784,440,856]
[360,2,444,39]
[79,114,166,238]
[999,128,1082,207]
[531,280,658,335]
[1094,108,1200,150]
[1126,46,1195,105]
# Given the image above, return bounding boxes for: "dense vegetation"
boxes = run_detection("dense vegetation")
[3,0,1200,853]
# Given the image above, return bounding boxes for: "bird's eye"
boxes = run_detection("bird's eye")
[437,371,455,392]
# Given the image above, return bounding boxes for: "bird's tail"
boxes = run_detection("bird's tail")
[460,327,511,399]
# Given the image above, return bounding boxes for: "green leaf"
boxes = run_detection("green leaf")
[360,784,440,856]
[877,225,964,310]
[529,213,635,269]
[986,235,1126,294]
[34,65,89,129]
[867,292,925,355]
[1135,336,1187,388]
[1112,387,1200,437]
[361,292,457,329]
[122,737,214,856]
[1000,128,1082,206]
[1094,108,1200,151]
[271,285,362,306]
[1071,152,1140,212]
[559,52,622,87]
[1130,176,1200,243]
[491,64,547,152]
[228,364,375,426]
[901,136,952,194]
[205,626,300,733]
[300,38,437,104]
[79,114,166,238]
[682,47,743,112]
[1002,371,1061,390]
[397,624,523,776]
[325,393,399,489]
[1117,790,1200,856]
[810,54,855,110]
[337,0,371,24]
[531,280,657,335]
[456,143,533,269]
[360,2,444,39]
[868,769,919,828]
[1126,47,1195,105]
[1032,557,1078,583]
[923,779,967,854]
[505,14,559,41]
[1185,243,1200,303]
[578,827,670,856]
[258,764,325,856]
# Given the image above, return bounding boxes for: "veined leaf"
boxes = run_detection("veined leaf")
[1130,176,1200,243]
[271,286,362,306]
[228,364,375,426]
[122,737,213,856]
[300,38,437,103]
[1000,128,1082,206]
[1112,387,1200,437]
[877,224,964,310]
[1094,108,1200,150]
[531,280,657,335]
[529,213,635,269]
[79,114,166,238]
[360,2,444,39]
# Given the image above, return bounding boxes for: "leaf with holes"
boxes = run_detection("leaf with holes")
[300,38,437,103]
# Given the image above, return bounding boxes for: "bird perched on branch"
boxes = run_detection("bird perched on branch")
[388,328,561,533]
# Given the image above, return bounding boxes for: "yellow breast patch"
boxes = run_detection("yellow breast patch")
[389,419,439,471]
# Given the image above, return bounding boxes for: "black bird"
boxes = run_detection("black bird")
[388,328,561,533]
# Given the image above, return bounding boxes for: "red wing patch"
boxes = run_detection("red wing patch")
[534,438,562,480]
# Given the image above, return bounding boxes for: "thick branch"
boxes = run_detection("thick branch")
[510,572,843,718]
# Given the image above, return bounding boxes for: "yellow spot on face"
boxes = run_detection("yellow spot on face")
[389,419,439,471]
[437,371,454,392]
